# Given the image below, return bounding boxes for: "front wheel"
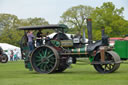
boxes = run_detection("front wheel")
[93,51,120,73]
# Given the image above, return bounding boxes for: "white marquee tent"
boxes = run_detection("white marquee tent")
[0,43,21,61]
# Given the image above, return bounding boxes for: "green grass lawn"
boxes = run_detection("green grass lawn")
[0,61,128,85]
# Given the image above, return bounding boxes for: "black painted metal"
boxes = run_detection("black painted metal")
[93,51,120,73]
[87,19,93,44]
[101,27,105,37]
[18,24,68,30]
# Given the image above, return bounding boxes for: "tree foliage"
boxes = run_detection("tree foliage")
[60,2,128,40]
[90,2,128,40]
[60,5,94,33]
[0,14,19,31]
[0,13,49,46]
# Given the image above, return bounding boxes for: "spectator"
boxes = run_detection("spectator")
[27,30,35,52]
[14,53,17,61]
[10,50,14,61]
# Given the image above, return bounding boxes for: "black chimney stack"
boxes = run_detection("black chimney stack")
[87,19,93,44]
[101,26,105,37]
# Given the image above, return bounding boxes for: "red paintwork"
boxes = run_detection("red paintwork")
[123,37,128,40]
[53,46,61,51]
[109,37,123,46]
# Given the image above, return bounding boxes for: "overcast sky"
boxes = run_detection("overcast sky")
[0,0,128,24]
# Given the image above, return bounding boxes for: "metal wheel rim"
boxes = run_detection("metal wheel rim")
[94,52,120,73]
[31,45,59,73]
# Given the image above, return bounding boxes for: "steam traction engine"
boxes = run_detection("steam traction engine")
[19,19,121,74]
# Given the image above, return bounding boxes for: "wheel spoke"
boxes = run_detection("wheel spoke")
[35,59,41,62]
[36,56,41,59]
[38,52,44,58]
[49,56,55,60]
[47,54,54,58]
[103,65,107,71]
[41,49,45,56]
[37,62,42,66]
[45,65,50,71]
[49,60,55,64]
[49,64,53,68]
[48,51,52,55]
[106,64,110,70]
[44,49,48,57]
[40,63,45,70]
[108,64,112,69]
[43,64,47,71]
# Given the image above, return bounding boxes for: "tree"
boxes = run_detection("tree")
[19,18,50,35]
[60,5,94,33]
[0,13,49,46]
[0,14,21,46]
[26,17,49,26]
[90,2,128,40]
[0,13,19,32]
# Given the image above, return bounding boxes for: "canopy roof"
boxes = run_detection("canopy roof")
[18,24,68,30]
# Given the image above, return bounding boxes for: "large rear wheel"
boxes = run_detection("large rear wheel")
[31,45,60,73]
[93,51,120,73]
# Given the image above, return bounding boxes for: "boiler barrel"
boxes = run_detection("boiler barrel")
[71,47,87,53]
